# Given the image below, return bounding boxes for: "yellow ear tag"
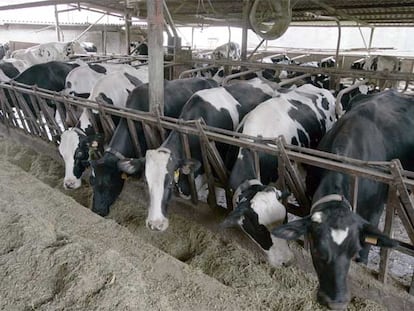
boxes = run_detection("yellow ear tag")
[365,236,378,245]
[121,172,128,180]
[174,170,180,183]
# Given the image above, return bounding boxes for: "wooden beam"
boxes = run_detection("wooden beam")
[146,0,165,114]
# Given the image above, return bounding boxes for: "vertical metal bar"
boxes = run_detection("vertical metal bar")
[349,175,359,212]
[54,5,61,42]
[240,0,250,62]
[126,118,143,158]
[125,12,131,55]
[378,184,397,283]
[196,121,217,208]
[147,0,165,115]
[252,150,261,181]
[181,133,198,205]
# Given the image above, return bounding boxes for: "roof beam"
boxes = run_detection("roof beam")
[0,1,135,16]
[0,0,76,11]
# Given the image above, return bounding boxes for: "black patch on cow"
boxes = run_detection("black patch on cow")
[297,128,309,147]
[291,136,299,145]
[287,99,325,148]
[321,96,329,110]
[0,62,19,78]
[98,93,114,106]
[72,92,90,99]
[123,72,143,87]
[89,64,107,74]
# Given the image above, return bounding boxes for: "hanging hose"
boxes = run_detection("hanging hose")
[249,0,292,40]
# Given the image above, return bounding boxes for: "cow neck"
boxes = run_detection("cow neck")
[232,179,262,209]
[162,131,183,162]
[310,194,352,214]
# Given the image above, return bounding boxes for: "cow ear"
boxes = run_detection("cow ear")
[179,159,201,175]
[271,217,311,240]
[118,158,145,176]
[361,223,398,248]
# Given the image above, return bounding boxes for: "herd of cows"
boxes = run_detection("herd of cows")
[0,41,413,310]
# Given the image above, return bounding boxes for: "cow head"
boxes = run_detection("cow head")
[127,147,200,231]
[272,194,398,310]
[222,180,294,267]
[58,128,85,190]
[73,132,105,179]
[89,152,127,217]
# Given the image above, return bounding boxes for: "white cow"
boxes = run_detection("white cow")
[11,41,86,66]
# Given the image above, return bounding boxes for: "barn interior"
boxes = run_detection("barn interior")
[0,1,414,310]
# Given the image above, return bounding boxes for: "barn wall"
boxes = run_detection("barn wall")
[0,23,144,55]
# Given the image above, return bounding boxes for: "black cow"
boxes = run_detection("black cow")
[87,77,219,216]
[272,90,412,309]
[222,84,336,267]
[118,78,276,232]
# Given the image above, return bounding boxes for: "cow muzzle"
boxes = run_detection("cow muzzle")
[63,178,82,190]
[146,218,169,232]
[317,289,350,310]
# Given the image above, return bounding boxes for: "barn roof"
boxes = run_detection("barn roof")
[0,1,414,28]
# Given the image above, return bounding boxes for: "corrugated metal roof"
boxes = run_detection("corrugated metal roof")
[1,1,414,27]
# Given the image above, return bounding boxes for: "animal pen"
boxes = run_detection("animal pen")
[1,58,414,297]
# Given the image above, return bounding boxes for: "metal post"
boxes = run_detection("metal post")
[147,0,165,115]
[125,12,131,55]
[241,0,250,62]
[54,5,61,42]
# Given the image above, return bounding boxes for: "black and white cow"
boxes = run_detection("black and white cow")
[58,69,148,190]
[87,77,219,216]
[64,62,142,98]
[222,84,336,267]
[272,90,412,309]
[118,78,276,231]
[7,60,79,119]
[212,42,241,61]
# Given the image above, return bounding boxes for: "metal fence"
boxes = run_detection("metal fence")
[0,79,413,293]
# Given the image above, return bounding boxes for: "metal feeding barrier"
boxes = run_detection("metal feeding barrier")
[0,80,413,294]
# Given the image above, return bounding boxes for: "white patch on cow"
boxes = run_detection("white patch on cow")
[331,227,349,245]
[265,235,294,267]
[238,216,294,266]
[250,189,286,226]
[145,148,170,231]
[88,67,148,110]
[358,84,369,95]
[196,87,240,129]
[237,149,244,160]
[311,211,324,223]
[64,63,145,97]
[58,129,82,189]
[245,77,276,96]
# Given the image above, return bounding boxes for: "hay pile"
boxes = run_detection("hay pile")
[0,136,412,310]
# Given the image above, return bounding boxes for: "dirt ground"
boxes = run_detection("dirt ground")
[0,135,413,311]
